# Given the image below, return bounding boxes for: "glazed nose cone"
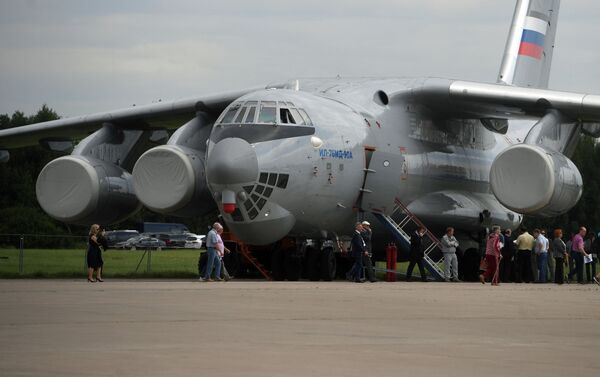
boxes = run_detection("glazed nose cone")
[206,137,258,185]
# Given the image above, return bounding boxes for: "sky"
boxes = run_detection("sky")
[0,0,599,118]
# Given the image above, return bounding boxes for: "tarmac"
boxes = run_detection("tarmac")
[0,279,598,377]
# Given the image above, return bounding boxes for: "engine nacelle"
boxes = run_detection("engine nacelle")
[490,144,582,217]
[132,145,215,217]
[36,156,141,225]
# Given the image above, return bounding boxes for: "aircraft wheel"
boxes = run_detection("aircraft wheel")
[320,247,336,281]
[223,249,240,278]
[271,248,285,281]
[307,246,320,281]
[198,252,207,276]
[285,248,302,281]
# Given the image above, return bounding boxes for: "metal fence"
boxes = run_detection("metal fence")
[0,233,202,278]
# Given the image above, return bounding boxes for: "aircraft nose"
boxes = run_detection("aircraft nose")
[206,137,258,185]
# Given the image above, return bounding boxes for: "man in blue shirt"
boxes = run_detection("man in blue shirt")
[533,229,549,283]
[200,222,223,282]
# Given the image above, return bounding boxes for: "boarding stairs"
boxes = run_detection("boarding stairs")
[237,243,272,281]
[223,232,272,280]
[372,198,445,281]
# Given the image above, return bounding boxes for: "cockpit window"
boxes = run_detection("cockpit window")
[280,108,296,124]
[244,106,256,123]
[217,100,313,126]
[289,108,305,125]
[220,104,241,124]
[233,107,247,123]
[297,109,313,126]
[258,101,277,124]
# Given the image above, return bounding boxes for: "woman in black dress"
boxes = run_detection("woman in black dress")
[87,224,104,282]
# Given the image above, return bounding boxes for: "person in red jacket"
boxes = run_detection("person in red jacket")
[480,226,503,285]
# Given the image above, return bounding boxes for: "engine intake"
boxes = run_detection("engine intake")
[132,145,215,217]
[36,156,141,225]
[490,144,582,217]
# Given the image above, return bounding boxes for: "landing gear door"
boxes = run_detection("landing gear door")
[361,151,404,214]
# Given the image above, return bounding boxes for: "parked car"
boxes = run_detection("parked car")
[130,237,166,250]
[105,230,140,247]
[114,235,144,249]
[184,234,206,249]
[164,233,189,248]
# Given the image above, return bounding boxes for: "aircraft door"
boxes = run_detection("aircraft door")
[358,150,404,214]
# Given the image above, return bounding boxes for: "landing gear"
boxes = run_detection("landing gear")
[271,246,302,281]
[271,248,285,281]
[223,248,240,278]
[284,249,302,281]
[320,247,336,281]
[307,246,320,281]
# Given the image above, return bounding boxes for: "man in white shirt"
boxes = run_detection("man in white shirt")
[533,228,549,283]
[441,227,460,282]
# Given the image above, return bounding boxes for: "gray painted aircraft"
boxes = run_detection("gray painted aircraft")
[1,0,599,278]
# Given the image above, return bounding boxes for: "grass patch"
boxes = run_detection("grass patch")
[0,248,202,279]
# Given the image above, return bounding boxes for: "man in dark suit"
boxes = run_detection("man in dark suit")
[406,226,427,282]
[361,221,376,282]
[350,222,367,283]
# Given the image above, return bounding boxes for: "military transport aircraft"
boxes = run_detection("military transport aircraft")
[1,0,599,279]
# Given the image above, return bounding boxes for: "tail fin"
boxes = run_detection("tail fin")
[497,0,560,89]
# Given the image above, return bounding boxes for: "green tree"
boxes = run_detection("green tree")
[0,106,86,247]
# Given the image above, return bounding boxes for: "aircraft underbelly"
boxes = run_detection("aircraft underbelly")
[406,190,522,232]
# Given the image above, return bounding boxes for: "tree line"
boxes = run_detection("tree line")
[0,106,598,247]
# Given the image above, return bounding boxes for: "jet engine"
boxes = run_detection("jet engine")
[489,144,582,217]
[132,144,215,217]
[36,155,141,225]
[131,116,216,217]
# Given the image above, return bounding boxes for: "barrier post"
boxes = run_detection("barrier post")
[147,249,152,273]
[386,243,397,282]
[19,235,24,274]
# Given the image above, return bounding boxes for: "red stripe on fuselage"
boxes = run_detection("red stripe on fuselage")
[518,42,543,59]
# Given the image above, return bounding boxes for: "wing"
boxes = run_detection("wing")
[0,85,269,149]
[400,78,600,134]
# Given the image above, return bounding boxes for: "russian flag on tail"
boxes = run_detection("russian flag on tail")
[518,16,548,59]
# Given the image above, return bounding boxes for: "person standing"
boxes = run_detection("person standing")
[96,227,109,281]
[530,235,538,283]
[480,225,502,285]
[350,222,367,283]
[568,227,589,284]
[86,224,104,282]
[214,226,231,281]
[441,227,460,282]
[585,233,598,283]
[552,229,567,285]
[500,229,515,282]
[361,221,376,283]
[200,222,223,282]
[406,226,427,282]
[566,234,574,281]
[515,227,535,283]
[533,229,549,283]
[542,230,554,283]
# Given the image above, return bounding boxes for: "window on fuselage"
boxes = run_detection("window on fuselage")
[258,101,277,123]
[289,108,305,125]
[244,107,256,123]
[243,101,258,124]
[233,107,247,123]
[280,108,296,124]
[297,109,313,126]
[220,104,241,124]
